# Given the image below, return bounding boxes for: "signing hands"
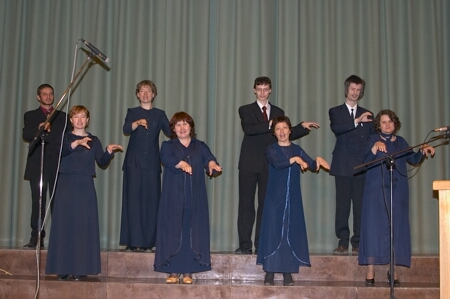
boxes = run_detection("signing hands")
[420,144,435,157]
[176,161,192,175]
[106,144,124,154]
[301,121,320,131]
[176,160,223,176]
[290,156,308,170]
[372,141,435,158]
[355,112,373,125]
[372,141,387,154]
[315,157,330,171]
[291,156,329,172]
[208,160,222,176]
[133,119,148,130]
[72,137,92,149]
[72,137,123,154]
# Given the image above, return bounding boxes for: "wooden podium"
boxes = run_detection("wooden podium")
[433,180,450,298]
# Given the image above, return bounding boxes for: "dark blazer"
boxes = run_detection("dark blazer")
[329,103,375,177]
[23,108,67,180]
[238,101,309,173]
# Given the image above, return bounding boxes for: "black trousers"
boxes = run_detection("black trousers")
[334,175,365,248]
[237,167,269,250]
[29,178,55,243]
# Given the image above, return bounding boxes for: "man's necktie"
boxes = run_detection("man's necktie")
[350,108,354,119]
[262,106,268,121]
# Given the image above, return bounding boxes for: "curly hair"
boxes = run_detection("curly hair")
[374,109,401,135]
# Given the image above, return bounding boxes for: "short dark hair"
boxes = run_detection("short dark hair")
[272,115,292,133]
[344,75,365,100]
[253,76,272,89]
[169,111,196,139]
[37,84,54,95]
[374,109,401,135]
[135,80,157,101]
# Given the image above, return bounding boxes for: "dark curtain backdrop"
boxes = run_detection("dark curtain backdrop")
[0,0,448,253]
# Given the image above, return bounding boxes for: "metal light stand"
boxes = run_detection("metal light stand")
[385,156,396,299]
[33,135,46,297]
[31,51,96,299]
[355,132,448,299]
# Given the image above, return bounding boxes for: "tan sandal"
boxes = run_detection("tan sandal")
[166,273,180,284]
[182,273,193,284]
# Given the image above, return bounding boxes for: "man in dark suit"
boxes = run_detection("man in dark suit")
[235,76,319,254]
[329,75,375,255]
[22,84,67,249]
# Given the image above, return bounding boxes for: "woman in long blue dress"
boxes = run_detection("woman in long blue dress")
[358,109,435,285]
[154,111,222,284]
[46,105,122,280]
[257,116,329,286]
[120,80,170,252]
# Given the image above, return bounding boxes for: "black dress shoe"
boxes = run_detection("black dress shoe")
[23,242,37,249]
[365,278,375,285]
[264,272,274,286]
[23,241,44,249]
[234,247,252,254]
[387,271,400,285]
[125,246,137,252]
[332,245,348,255]
[58,275,69,281]
[283,273,294,286]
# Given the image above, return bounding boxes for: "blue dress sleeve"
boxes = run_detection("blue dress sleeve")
[93,137,113,168]
[266,144,291,170]
[123,108,135,135]
[160,141,184,174]
[200,142,217,168]
[297,146,317,170]
[160,112,171,138]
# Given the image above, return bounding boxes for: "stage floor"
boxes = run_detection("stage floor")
[0,248,439,299]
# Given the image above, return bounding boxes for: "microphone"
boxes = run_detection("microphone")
[434,126,450,132]
[80,39,110,62]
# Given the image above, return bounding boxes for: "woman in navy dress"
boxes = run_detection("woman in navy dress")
[358,109,435,285]
[120,80,170,252]
[257,116,329,286]
[46,105,122,280]
[154,112,222,284]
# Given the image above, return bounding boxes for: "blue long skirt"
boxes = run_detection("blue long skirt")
[46,174,101,276]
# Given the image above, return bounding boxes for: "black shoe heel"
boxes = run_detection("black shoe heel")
[57,275,69,281]
[264,272,274,286]
[365,278,375,285]
[387,271,400,285]
[283,273,294,286]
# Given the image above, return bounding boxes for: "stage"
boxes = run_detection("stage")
[0,247,439,299]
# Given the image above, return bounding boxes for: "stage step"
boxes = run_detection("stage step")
[0,248,439,299]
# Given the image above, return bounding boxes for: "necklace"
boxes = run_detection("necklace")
[380,132,393,140]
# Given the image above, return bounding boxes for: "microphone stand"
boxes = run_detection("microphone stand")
[355,132,448,299]
[30,51,97,299]
[385,155,395,298]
